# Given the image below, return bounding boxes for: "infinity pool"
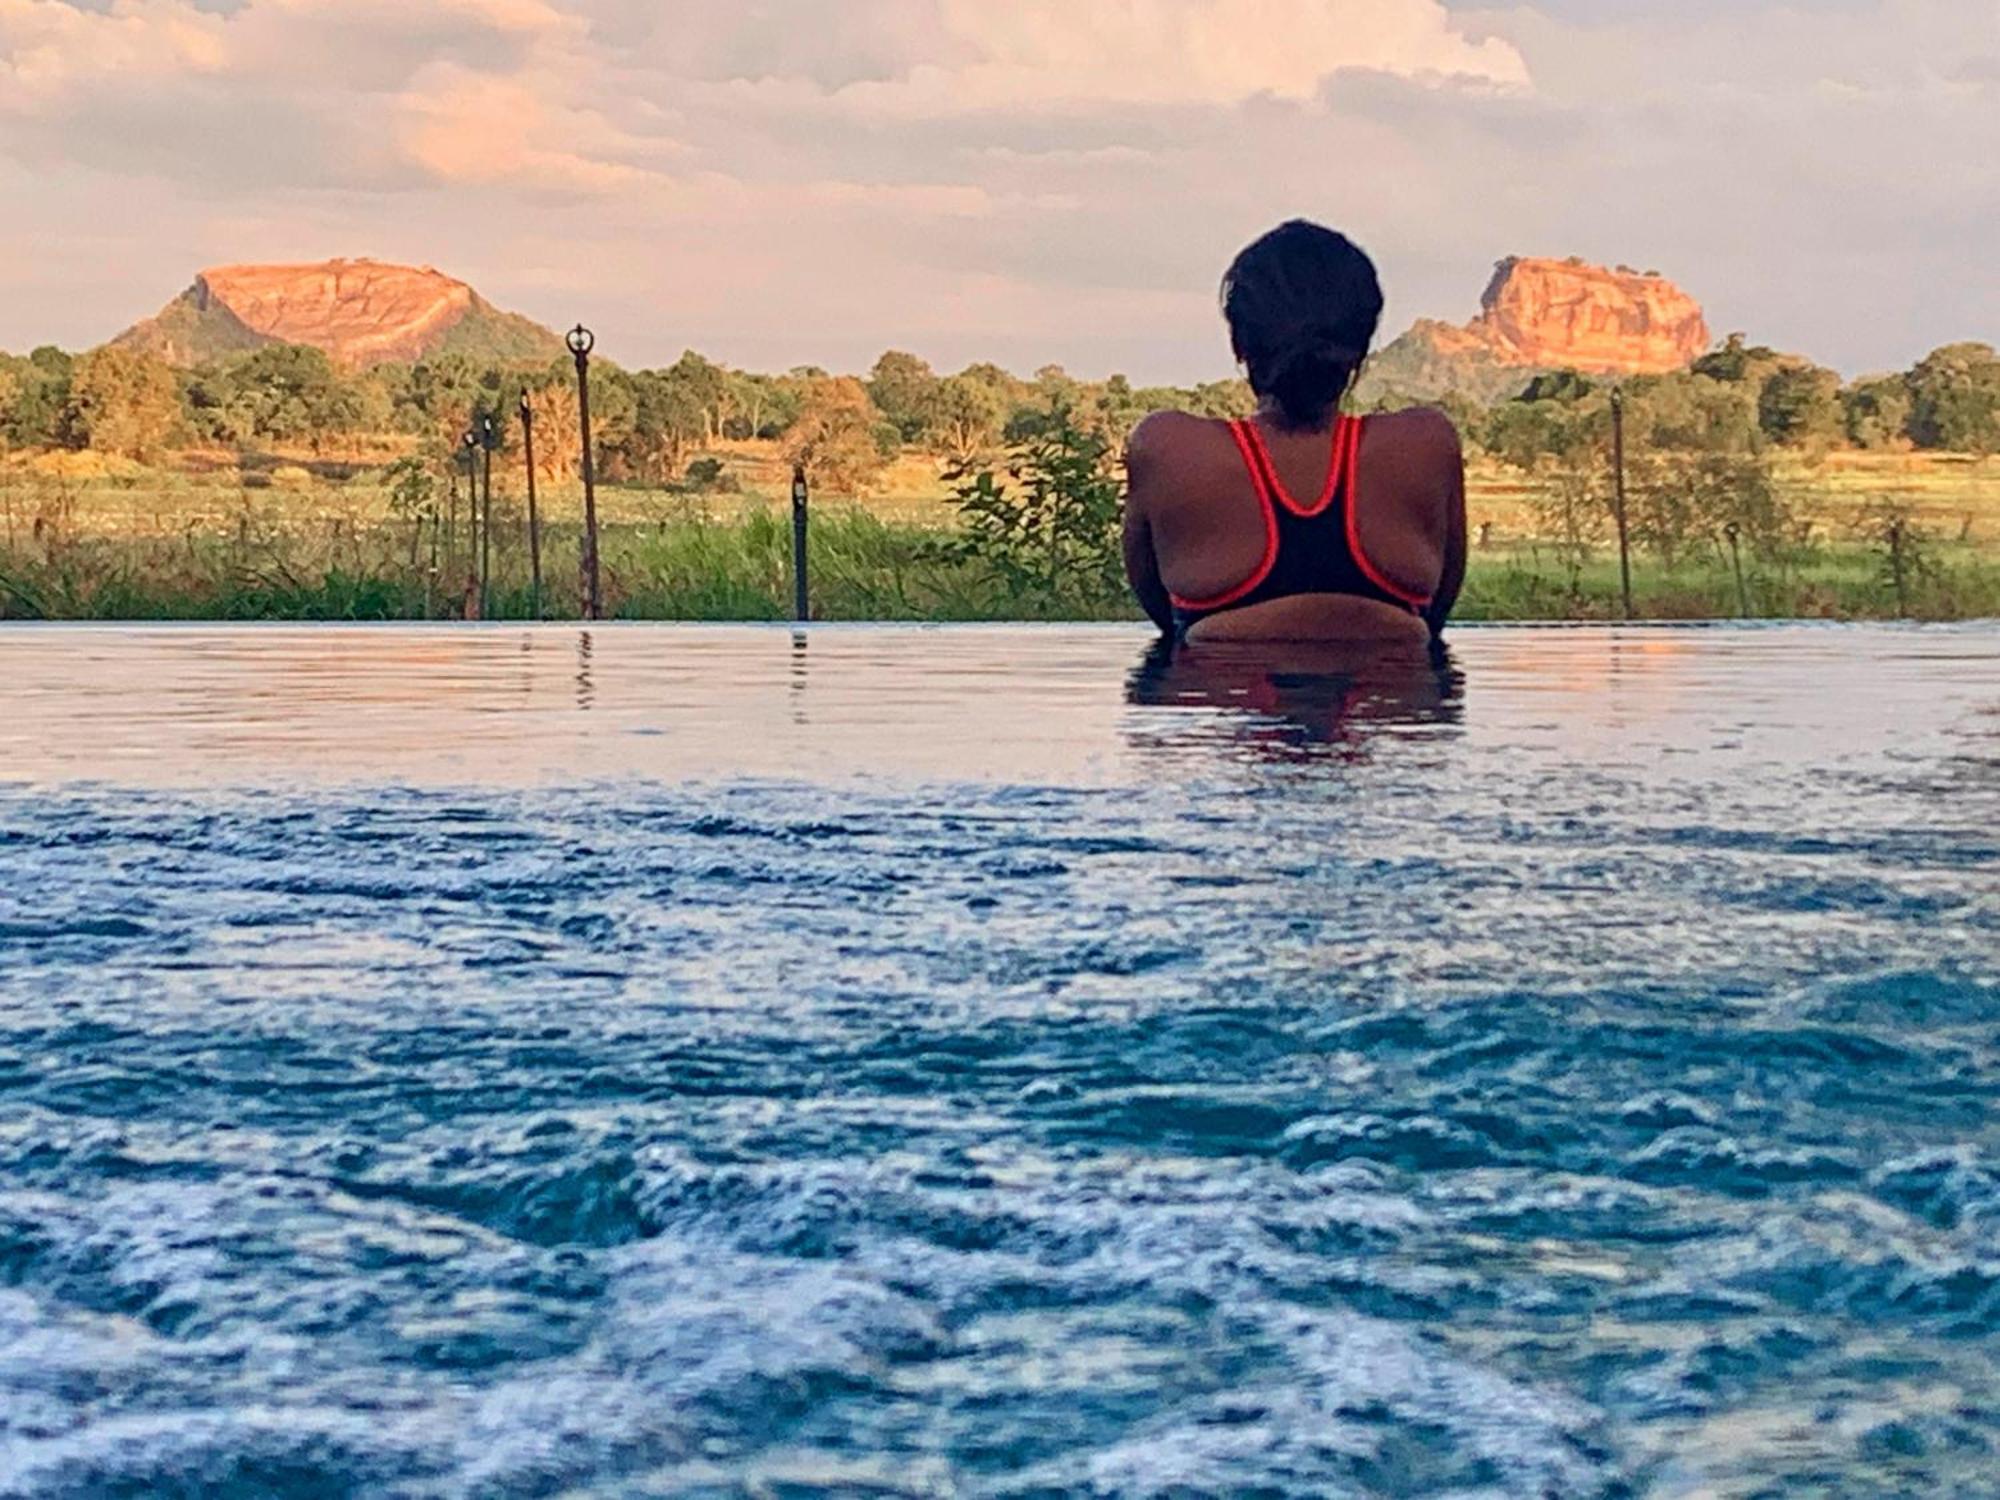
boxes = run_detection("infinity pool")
[1,624,1995,1497]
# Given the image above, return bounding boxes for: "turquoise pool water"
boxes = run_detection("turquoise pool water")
[0,623,1995,1496]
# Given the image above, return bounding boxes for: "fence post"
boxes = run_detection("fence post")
[1610,388,1634,621]
[568,326,603,621]
[792,465,811,623]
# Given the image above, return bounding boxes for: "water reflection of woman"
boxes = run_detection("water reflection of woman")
[1126,637,1464,760]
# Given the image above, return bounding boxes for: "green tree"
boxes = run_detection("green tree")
[785,377,891,492]
[867,351,941,442]
[1519,370,1596,404]
[661,351,731,445]
[1906,343,2000,453]
[1692,333,1784,385]
[726,370,799,439]
[393,354,489,451]
[1841,375,1912,450]
[1756,362,1842,447]
[0,364,16,455]
[212,344,365,451]
[1483,396,1592,471]
[1185,378,1255,420]
[922,372,1007,461]
[616,368,709,480]
[62,346,184,458]
[3,347,73,448]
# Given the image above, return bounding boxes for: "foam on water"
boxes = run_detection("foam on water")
[0,623,1995,1495]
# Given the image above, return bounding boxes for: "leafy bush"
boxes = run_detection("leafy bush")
[934,401,1125,609]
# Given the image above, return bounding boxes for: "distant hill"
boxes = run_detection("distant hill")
[1360,256,1712,406]
[111,259,566,368]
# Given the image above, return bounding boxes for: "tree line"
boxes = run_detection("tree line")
[1,332,1995,492]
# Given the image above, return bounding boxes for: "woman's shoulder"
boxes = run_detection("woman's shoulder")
[1123,410,1241,494]
[1126,408,1232,458]
[1361,404,1463,456]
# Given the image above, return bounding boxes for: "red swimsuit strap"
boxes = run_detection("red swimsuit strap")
[1241,414,1351,518]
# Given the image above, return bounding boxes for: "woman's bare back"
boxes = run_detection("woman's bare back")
[1124,405,1468,643]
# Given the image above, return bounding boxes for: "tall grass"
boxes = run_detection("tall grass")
[4,509,1993,622]
[0,467,1994,622]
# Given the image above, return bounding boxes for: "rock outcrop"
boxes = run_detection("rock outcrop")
[113,259,565,368]
[1464,257,1710,375]
[1360,256,1711,405]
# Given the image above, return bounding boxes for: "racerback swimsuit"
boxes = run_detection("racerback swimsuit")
[1169,414,1433,638]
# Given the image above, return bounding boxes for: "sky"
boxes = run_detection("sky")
[0,0,1994,381]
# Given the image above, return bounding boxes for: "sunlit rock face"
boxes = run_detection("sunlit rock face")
[113,259,564,367]
[1462,256,1711,375]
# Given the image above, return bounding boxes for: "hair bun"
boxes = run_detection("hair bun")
[1262,325,1364,428]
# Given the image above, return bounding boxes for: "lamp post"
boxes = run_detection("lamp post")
[519,394,542,619]
[568,325,603,621]
[791,465,810,623]
[461,428,482,619]
[477,411,499,621]
[1725,521,1749,618]
[1609,388,1634,621]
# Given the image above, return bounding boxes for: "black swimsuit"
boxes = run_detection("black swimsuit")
[1168,414,1432,638]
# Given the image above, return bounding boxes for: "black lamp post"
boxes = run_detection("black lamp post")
[519,394,542,619]
[477,411,500,620]
[461,428,482,618]
[1609,388,1634,621]
[791,465,810,623]
[569,325,602,621]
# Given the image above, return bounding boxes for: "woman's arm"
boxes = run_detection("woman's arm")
[1123,424,1176,635]
[1424,421,1468,639]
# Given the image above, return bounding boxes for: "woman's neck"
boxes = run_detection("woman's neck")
[1253,399,1339,435]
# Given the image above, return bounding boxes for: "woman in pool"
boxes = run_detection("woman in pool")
[1124,221,1466,644]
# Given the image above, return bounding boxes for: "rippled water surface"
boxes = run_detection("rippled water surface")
[1,623,1997,1498]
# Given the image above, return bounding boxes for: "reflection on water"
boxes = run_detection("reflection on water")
[0,622,1997,1494]
[575,628,596,712]
[3,622,1991,792]
[1126,636,1465,761]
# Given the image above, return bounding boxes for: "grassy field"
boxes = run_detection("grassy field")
[1,445,1994,622]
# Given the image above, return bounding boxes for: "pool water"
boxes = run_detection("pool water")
[0,623,1995,1497]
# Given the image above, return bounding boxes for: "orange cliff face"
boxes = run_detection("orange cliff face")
[1467,257,1711,375]
[111,257,564,368]
[191,260,478,366]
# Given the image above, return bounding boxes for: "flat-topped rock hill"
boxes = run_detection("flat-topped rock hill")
[112,259,565,368]
[1363,256,1712,405]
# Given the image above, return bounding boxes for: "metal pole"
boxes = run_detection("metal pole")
[1725,522,1749,618]
[791,465,810,623]
[478,413,497,622]
[520,395,542,620]
[1610,388,1634,621]
[461,429,481,619]
[568,326,603,621]
[425,492,439,620]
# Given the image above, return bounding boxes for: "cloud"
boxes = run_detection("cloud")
[0,0,1992,377]
[0,0,226,106]
[0,0,628,191]
[824,0,1531,114]
[392,63,654,193]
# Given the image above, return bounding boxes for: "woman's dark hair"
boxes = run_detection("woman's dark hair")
[1222,220,1383,431]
